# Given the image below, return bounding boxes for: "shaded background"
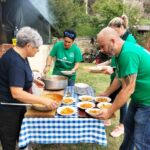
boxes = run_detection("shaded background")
[0,0,56,44]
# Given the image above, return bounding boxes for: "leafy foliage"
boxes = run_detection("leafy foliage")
[92,0,123,28]
[48,0,147,39]
[48,0,86,36]
[143,0,150,14]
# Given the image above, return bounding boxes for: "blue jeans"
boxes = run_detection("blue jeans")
[120,101,150,150]
[68,79,75,86]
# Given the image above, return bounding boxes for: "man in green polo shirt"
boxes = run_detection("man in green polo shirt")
[96,27,150,149]
[44,29,82,86]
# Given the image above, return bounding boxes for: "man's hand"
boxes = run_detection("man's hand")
[95,108,113,120]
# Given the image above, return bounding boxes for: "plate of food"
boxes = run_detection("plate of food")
[94,96,111,103]
[62,97,75,105]
[77,101,95,110]
[61,70,74,75]
[97,102,112,109]
[31,93,63,111]
[86,65,112,73]
[78,95,93,101]
[85,108,101,117]
[42,93,63,102]
[57,106,76,116]
[32,104,50,111]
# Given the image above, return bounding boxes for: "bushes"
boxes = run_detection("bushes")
[76,23,98,37]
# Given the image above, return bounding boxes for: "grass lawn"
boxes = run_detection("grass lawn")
[0,63,123,150]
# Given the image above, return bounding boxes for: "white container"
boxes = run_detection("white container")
[32,83,43,96]
[74,83,89,95]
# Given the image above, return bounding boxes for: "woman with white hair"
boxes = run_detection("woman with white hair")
[0,26,58,150]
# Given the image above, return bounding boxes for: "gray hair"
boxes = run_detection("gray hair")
[16,26,43,48]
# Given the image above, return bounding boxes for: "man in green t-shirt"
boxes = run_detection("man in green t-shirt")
[96,27,150,149]
[43,29,83,86]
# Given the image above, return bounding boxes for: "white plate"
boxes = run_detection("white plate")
[97,102,112,109]
[94,96,111,103]
[88,66,105,73]
[75,83,89,88]
[88,66,112,73]
[74,83,89,95]
[61,71,74,75]
[57,106,76,116]
[78,95,93,101]
[85,108,101,117]
[62,97,75,105]
[77,101,95,110]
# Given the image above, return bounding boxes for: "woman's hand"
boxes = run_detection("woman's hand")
[43,66,50,74]
[44,99,58,110]
[34,79,45,88]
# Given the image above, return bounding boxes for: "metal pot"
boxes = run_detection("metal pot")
[41,75,68,90]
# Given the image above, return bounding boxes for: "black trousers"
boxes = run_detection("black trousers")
[0,105,26,150]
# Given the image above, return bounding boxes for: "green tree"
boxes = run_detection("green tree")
[143,0,150,14]
[92,0,141,31]
[48,0,85,36]
[92,0,123,28]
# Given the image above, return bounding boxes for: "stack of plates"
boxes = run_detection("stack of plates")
[74,83,89,95]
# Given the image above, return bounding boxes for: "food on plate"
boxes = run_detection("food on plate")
[97,102,112,109]
[79,95,93,101]
[60,107,74,115]
[33,104,45,107]
[77,101,95,109]
[57,106,76,116]
[32,103,50,111]
[95,96,111,103]
[42,93,63,103]
[62,97,75,104]
[85,65,113,73]
[32,93,63,111]
[85,108,101,116]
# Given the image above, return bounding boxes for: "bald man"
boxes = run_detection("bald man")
[96,27,150,149]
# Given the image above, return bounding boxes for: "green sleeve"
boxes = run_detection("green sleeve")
[118,52,139,78]
[50,43,58,57]
[126,34,136,43]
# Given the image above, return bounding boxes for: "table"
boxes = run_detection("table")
[18,86,107,148]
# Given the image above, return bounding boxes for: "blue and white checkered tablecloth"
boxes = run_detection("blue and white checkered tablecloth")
[18,86,107,148]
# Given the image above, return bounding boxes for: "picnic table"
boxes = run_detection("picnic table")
[18,86,107,149]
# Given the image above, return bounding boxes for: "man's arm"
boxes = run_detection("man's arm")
[99,77,121,96]
[97,74,137,119]
[109,74,136,114]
